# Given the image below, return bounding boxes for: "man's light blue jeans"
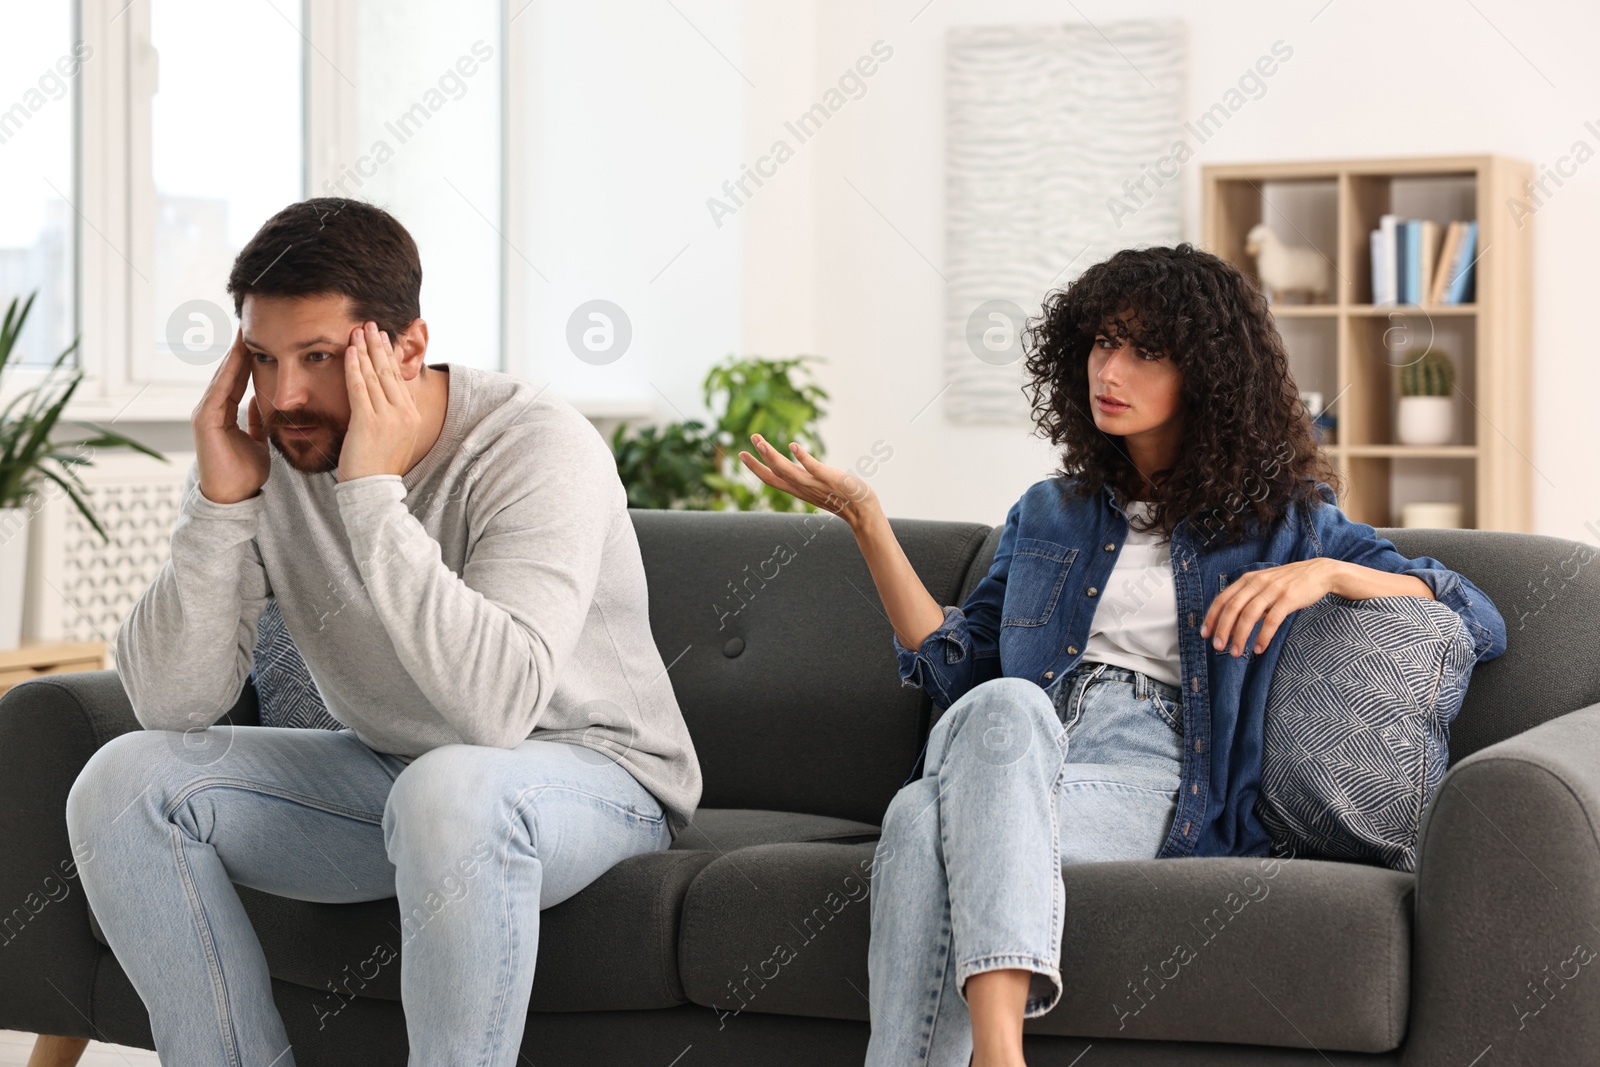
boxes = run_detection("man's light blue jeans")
[865,662,1183,1066]
[64,724,671,1066]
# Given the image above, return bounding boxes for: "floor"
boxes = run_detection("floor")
[0,1030,159,1066]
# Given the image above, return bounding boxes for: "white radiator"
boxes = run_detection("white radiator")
[23,451,197,656]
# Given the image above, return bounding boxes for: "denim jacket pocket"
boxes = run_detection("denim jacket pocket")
[1001,539,1080,627]
[1212,561,1280,661]
[1215,560,1281,595]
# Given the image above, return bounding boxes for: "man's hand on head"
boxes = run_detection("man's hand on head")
[192,327,272,504]
[336,320,423,483]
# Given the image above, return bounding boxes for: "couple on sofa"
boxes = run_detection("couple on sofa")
[64,198,1507,1067]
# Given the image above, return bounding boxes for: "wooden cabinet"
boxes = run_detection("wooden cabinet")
[0,641,107,699]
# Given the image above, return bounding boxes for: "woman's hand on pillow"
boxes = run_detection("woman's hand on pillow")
[1200,558,1344,658]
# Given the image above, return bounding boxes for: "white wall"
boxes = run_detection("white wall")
[515,0,743,421]
[736,0,1600,539]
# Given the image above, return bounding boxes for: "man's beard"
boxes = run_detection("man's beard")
[267,417,346,475]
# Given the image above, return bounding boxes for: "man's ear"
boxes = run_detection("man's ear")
[392,318,430,378]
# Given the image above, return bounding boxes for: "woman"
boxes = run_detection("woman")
[737,243,1507,1067]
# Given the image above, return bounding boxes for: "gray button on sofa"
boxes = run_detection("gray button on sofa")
[2,508,1597,1065]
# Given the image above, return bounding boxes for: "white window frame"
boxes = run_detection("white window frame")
[53,0,527,425]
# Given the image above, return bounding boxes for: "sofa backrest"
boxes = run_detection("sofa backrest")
[629,508,990,826]
[1376,528,1600,760]
[632,507,1600,823]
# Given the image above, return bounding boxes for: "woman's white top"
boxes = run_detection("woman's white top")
[1080,499,1183,688]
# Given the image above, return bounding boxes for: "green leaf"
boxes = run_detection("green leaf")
[617,352,828,511]
[0,290,168,532]
[66,422,170,462]
[36,466,109,542]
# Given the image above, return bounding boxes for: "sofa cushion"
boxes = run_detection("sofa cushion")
[670,808,881,853]
[88,847,716,1012]
[1258,592,1476,872]
[679,845,1412,1053]
[1040,855,1412,1051]
[82,809,873,1011]
[679,843,879,1025]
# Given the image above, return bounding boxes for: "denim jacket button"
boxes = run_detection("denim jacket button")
[1067,645,1079,655]
[1043,671,1054,680]
[1086,587,1098,597]
[1104,542,1115,551]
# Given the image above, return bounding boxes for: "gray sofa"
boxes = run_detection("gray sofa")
[3,508,1598,1065]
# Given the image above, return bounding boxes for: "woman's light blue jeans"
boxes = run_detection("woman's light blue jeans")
[63,724,671,1067]
[864,662,1183,1066]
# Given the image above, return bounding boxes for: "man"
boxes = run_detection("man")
[65,197,701,1065]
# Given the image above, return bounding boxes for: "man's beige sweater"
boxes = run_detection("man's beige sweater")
[115,363,702,834]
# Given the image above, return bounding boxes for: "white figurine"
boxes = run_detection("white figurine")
[1244,223,1332,305]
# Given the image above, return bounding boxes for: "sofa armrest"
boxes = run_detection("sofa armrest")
[1402,701,1600,1067]
[0,670,256,1038]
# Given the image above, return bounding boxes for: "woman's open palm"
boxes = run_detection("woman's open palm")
[737,434,879,527]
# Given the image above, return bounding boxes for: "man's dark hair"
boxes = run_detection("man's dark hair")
[226,197,422,342]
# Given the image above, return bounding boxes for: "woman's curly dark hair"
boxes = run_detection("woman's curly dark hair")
[1021,243,1340,549]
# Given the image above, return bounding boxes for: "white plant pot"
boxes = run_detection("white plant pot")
[1396,396,1455,446]
[0,507,31,651]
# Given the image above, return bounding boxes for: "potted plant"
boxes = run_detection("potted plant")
[609,354,829,512]
[701,354,828,513]
[610,418,719,510]
[1395,347,1456,446]
[0,291,167,648]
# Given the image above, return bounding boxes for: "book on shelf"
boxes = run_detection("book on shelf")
[1368,216,1475,305]
[1396,217,1411,304]
[1373,214,1399,305]
[1416,220,1439,305]
[1428,222,1464,304]
[1442,220,1478,303]
[1376,228,1388,303]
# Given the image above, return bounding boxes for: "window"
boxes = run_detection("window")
[42,0,737,422]
[345,0,502,371]
[0,3,81,368]
[140,0,304,383]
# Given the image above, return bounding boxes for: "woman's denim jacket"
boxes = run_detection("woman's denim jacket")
[892,475,1508,860]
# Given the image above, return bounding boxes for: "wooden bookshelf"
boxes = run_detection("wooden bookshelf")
[1202,154,1533,531]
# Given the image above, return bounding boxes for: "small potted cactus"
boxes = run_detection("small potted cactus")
[1395,347,1456,446]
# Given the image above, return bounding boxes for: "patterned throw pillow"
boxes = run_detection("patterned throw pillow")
[252,599,344,730]
[1255,592,1477,872]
